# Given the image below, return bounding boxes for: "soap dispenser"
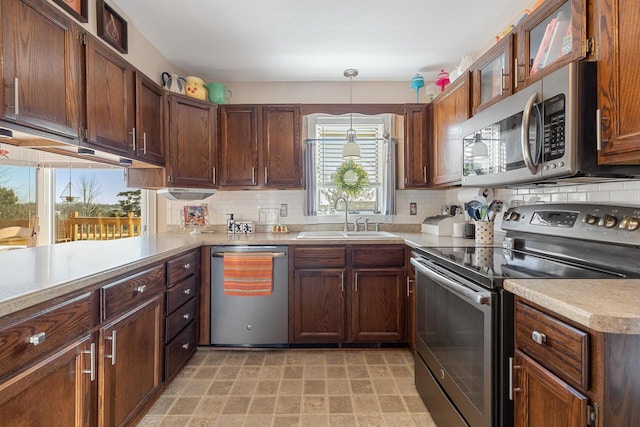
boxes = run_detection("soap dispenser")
[226,214,235,234]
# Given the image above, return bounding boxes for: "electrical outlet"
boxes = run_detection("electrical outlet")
[280,203,288,217]
[410,202,417,215]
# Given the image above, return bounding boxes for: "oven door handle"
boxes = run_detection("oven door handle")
[411,258,492,306]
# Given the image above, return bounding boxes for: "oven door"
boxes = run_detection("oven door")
[411,256,496,427]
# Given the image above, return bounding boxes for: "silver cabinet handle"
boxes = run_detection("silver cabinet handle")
[106,330,117,365]
[29,332,46,346]
[406,276,414,297]
[183,288,192,296]
[182,343,190,350]
[142,132,147,154]
[508,357,522,400]
[82,343,96,381]
[129,127,136,151]
[251,167,256,185]
[531,330,547,345]
[136,285,146,293]
[354,272,359,293]
[183,263,191,270]
[423,166,427,184]
[514,57,519,88]
[340,271,344,293]
[182,313,190,320]
[212,167,216,185]
[13,77,19,115]
[264,167,268,184]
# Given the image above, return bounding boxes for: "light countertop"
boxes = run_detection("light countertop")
[505,279,640,334]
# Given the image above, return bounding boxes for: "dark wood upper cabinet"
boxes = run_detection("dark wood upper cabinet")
[431,72,471,187]
[595,0,640,164]
[84,33,136,157]
[219,105,260,188]
[514,0,588,89]
[0,0,82,139]
[403,104,430,188]
[166,94,217,188]
[261,105,302,188]
[472,34,513,114]
[135,72,164,165]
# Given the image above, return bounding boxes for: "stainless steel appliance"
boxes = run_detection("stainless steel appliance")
[411,203,640,427]
[210,246,288,346]
[461,61,640,187]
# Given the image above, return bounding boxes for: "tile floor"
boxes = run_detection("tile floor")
[137,347,436,427]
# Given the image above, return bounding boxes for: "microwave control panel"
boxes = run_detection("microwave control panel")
[542,94,566,161]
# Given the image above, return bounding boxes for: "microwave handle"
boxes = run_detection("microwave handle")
[521,93,540,175]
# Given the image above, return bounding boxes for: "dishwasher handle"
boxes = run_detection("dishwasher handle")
[212,251,286,258]
[410,257,492,306]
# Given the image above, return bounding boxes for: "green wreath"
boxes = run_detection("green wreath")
[334,161,368,197]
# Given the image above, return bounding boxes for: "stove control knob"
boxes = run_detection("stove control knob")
[509,211,520,221]
[584,214,599,225]
[603,215,618,228]
[627,217,640,231]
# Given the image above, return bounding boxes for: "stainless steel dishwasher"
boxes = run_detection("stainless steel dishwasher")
[210,245,288,346]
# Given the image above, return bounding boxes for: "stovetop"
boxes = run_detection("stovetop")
[413,203,640,289]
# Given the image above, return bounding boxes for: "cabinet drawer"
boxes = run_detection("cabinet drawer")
[165,319,197,380]
[101,265,165,321]
[167,250,199,286]
[293,246,346,268]
[166,274,198,314]
[352,245,405,268]
[0,293,92,381]
[166,297,198,342]
[515,301,589,389]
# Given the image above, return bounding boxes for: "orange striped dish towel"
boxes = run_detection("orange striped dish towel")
[223,252,274,296]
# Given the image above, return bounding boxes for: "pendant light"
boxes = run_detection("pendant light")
[342,68,361,160]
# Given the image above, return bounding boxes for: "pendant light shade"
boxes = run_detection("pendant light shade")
[471,133,489,158]
[343,69,361,160]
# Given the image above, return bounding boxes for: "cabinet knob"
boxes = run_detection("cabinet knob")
[136,285,147,293]
[29,332,46,346]
[183,288,192,296]
[182,343,190,350]
[531,330,547,345]
[183,263,191,270]
[182,313,190,320]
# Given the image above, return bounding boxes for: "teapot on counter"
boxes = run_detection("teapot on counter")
[205,82,232,104]
[161,72,186,94]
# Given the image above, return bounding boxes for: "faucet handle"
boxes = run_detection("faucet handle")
[364,217,370,231]
[354,216,363,232]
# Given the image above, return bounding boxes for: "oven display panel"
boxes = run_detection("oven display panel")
[530,210,578,227]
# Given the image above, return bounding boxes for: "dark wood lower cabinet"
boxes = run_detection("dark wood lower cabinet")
[351,269,405,342]
[514,350,589,427]
[0,336,94,427]
[292,269,346,343]
[99,295,163,427]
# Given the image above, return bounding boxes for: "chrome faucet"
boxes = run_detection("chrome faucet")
[334,197,349,232]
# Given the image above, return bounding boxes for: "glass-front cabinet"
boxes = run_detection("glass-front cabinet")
[515,0,588,89]
[472,34,513,114]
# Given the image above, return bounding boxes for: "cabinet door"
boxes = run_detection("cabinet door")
[0,336,95,427]
[595,0,640,164]
[515,0,587,88]
[135,72,164,165]
[99,295,162,427]
[351,269,406,342]
[167,95,217,187]
[85,35,136,157]
[431,72,470,187]
[473,34,512,114]
[403,104,430,188]
[0,0,81,138]
[219,105,259,187]
[261,105,302,188]
[514,350,589,427]
[292,269,346,343]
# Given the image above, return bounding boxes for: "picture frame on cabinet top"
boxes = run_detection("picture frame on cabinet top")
[96,0,128,54]
[51,0,88,23]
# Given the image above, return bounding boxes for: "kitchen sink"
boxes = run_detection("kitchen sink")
[296,231,399,240]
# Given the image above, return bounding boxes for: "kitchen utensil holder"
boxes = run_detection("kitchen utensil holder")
[475,221,494,245]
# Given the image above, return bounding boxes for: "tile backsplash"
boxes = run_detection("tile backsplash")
[160,180,640,231]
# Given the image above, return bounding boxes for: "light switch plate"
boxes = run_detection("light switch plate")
[259,208,280,224]
[280,204,288,217]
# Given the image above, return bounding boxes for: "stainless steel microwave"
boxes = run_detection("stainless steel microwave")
[461,61,640,187]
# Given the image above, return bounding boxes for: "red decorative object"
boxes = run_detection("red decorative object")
[436,69,451,91]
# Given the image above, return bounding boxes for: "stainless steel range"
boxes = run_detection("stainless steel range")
[411,203,640,427]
